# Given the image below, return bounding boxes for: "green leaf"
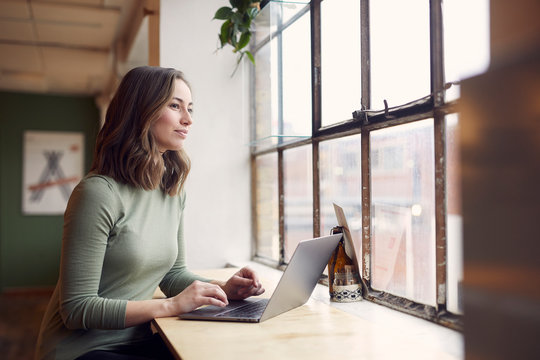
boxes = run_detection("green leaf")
[245,50,255,65]
[237,31,251,51]
[214,6,232,20]
[231,12,243,25]
[241,0,253,12]
[237,24,249,33]
[232,22,240,38]
[219,20,231,47]
[216,0,259,74]
[242,12,251,25]
[230,26,238,48]
[229,0,243,10]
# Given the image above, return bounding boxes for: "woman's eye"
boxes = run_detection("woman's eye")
[170,103,180,110]
[188,108,194,115]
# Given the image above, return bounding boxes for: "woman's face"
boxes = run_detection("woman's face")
[151,78,193,153]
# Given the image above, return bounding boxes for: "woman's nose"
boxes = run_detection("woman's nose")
[181,111,192,126]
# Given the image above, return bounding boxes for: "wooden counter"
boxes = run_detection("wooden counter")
[152,268,460,360]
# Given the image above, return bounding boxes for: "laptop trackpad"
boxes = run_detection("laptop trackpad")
[182,298,264,317]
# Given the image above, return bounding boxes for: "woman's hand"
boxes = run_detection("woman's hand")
[125,269,264,327]
[125,280,228,327]
[167,280,229,315]
[216,266,265,300]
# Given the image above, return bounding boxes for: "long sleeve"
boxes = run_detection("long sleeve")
[59,176,127,330]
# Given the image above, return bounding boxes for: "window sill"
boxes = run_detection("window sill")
[227,260,464,360]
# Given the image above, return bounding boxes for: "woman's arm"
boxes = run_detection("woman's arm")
[125,280,228,327]
[125,266,265,327]
[59,177,127,330]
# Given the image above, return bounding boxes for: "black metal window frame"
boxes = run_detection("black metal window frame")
[250,0,462,330]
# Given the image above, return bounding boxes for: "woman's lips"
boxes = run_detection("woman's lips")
[175,129,188,138]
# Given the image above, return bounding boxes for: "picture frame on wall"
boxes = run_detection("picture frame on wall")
[22,130,84,215]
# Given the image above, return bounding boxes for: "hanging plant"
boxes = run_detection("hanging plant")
[213,0,261,75]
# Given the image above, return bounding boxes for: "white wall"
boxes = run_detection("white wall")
[160,0,252,269]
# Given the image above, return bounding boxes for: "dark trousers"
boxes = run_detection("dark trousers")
[75,334,175,360]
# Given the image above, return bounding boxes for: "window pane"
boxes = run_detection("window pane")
[370,0,430,109]
[446,114,463,314]
[282,11,311,138]
[254,0,310,45]
[444,0,490,101]
[321,0,361,126]
[371,120,436,306]
[320,135,362,262]
[254,40,279,151]
[253,1,274,44]
[255,153,279,261]
[284,146,313,262]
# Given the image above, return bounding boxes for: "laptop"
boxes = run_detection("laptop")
[179,233,342,323]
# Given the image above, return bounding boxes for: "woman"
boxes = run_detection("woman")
[35,66,264,360]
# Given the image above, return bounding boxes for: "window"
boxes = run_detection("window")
[319,135,362,255]
[371,120,435,306]
[250,0,489,328]
[254,153,279,260]
[284,145,313,262]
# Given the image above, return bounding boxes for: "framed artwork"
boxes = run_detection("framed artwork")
[22,130,84,215]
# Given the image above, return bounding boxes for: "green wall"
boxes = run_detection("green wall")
[0,91,99,291]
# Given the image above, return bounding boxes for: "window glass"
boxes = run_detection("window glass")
[254,1,309,45]
[443,0,490,101]
[282,10,311,138]
[254,40,279,151]
[253,2,273,44]
[255,153,279,261]
[370,0,430,109]
[321,0,361,126]
[251,0,467,319]
[284,145,313,262]
[446,114,463,314]
[279,1,309,25]
[371,119,436,306]
[319,135,362,261]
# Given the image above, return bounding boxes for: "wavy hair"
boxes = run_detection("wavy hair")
[90,66,191,196]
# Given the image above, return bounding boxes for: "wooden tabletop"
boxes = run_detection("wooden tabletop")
[152,268,459,360]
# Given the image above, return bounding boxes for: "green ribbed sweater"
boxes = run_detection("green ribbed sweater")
[35,174,208,360]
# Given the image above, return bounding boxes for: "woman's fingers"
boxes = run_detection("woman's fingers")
[230,275,253,287]
[237,267,261,288]
[221,267,266,300]
[174,280,229,314]
[194,280,228,304]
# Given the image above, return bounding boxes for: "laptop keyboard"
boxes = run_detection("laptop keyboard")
[217,299,269,318]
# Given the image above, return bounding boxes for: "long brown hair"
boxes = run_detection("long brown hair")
[90,66,191,196]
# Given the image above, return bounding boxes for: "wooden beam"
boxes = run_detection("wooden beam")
[146,0,160,66]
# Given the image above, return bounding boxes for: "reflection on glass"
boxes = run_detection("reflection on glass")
[256,153,279,261]
[446,114,463,314]
[370,0,430,109]
[319,135,362,263]
[282,11,311,138]
[371,119,436,306]
[284,146,313,262]
[443,0,490,102]
[321,0,361,126]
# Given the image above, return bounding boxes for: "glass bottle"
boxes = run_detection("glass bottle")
[328,226,362,302]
